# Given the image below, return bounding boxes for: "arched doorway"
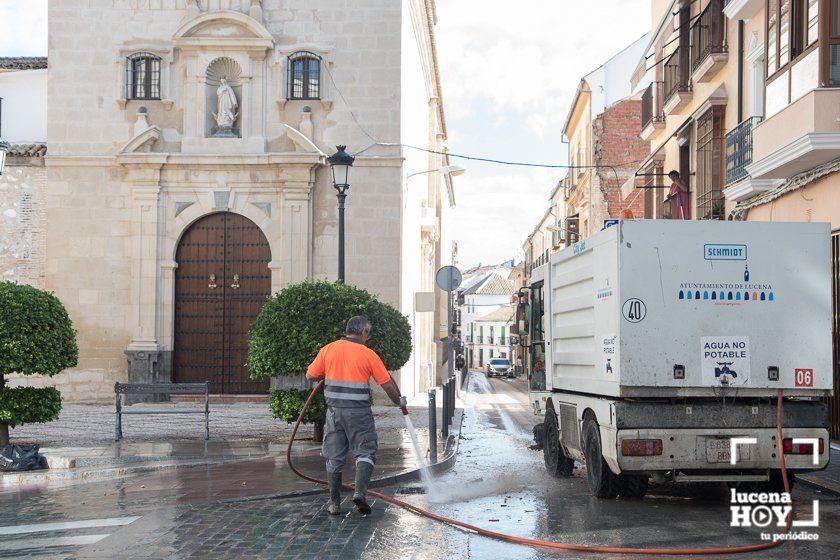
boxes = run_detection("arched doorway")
[174,212,271,394]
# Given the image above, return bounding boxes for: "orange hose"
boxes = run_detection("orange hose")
[286,381,793,556]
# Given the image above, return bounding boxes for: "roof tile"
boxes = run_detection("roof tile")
[0,57,47,70]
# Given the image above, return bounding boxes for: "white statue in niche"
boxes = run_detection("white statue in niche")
[212,78,239,136]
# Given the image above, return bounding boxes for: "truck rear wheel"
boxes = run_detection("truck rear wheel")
[582,418,618,498]
[544,408,574,477]
[617,474,649,498]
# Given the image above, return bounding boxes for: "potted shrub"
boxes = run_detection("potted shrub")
[249,280,411,442]
[0,282,78,445]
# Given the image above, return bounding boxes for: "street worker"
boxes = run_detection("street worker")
[306,315,408,516]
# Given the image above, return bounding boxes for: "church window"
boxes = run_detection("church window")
[288,52,321,100]
[126,52,161,100]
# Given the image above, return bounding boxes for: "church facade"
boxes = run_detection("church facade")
[6,0,449,400]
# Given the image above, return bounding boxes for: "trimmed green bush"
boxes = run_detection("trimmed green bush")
[269,388,327,425]
[249,281,411,440]
[0,281,77,442]
[248,280,411,379]
[0,387,62,427]
[0,282,78,376]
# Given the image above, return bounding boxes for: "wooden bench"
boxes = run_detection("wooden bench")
[114,382,210,442]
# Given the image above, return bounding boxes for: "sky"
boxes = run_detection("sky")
[0,1,47,56]
[436,0,650,268]
[0,1,652,269]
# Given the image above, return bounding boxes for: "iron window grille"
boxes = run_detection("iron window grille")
[126,52,161,100]
[695,107,726,220]
[288,52,321,100]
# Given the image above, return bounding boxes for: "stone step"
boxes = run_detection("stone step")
[169,394,269,404]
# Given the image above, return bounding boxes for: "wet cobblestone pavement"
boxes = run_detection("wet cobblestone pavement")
[2,372,839,559]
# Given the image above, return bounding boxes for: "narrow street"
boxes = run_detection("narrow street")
[360,372,840,560]
[3,371,837,559]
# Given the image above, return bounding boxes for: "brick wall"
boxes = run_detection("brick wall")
[0,159,46,288]
[593,98,649,220]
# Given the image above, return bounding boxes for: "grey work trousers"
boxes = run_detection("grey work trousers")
[322,406,378,474]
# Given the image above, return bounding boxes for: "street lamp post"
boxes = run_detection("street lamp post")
[0,140,9,177]
[328,145,355,283]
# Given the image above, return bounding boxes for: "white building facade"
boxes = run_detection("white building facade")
[458,272,513,369]
[5,0,450,401]
[472,305,515,368]
[0,58,48,290]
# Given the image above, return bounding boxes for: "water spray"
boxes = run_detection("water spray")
[287,381,794,556]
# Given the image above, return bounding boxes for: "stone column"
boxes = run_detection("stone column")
[240,73,252,140]
[269,178,314,394]
[182,55,203,141]
[247,53,266,146]
[279,181,314,288]
[122,156,168,401]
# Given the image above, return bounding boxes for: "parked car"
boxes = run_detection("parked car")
[486,358,513,378]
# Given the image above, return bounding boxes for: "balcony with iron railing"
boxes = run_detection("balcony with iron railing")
[641,81,665,139]
[725,116,762,185]
[691,0,727,83]
[663,47,691,113]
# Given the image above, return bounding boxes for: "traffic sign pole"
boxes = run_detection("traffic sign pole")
[435,266,462,383]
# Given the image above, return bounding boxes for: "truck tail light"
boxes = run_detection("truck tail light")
[621,439,663,456]
[782,438,824,455]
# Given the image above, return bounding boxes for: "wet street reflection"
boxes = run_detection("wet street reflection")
[359,371,840,560]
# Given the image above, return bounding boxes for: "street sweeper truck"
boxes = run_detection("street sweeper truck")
[517,220,832,499]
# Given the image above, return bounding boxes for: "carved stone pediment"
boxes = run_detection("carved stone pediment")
[187,21,257,39]
[282,124,324,155]
[120,126,162,154]
[173,11,273,52]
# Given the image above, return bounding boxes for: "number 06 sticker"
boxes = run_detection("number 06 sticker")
[622,298,646,323]
[794,368,814,387]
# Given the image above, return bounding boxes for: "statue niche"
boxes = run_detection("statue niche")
[205,57,242,138]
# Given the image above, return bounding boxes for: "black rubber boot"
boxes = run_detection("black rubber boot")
[327,471,342,515]
[353,461,374,515]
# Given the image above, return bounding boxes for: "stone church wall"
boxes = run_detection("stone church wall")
[35,0,409,401]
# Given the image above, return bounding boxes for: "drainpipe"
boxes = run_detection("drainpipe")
[585,84,593,234]
[737,20,744,123]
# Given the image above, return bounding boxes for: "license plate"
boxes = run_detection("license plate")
[705,438,748,463]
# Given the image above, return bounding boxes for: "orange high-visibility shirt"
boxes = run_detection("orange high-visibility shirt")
[306,338,391,407]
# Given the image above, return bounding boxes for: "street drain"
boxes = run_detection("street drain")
[396,486,427,495]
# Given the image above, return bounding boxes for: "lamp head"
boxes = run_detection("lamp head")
[441,165,465,177]
[328,145,355,190]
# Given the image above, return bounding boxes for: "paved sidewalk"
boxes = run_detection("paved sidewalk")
[3,391,463,493]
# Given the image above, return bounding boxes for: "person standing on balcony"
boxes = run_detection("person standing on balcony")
[667,170,690,220]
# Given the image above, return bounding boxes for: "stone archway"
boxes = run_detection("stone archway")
[173,212,271,394]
